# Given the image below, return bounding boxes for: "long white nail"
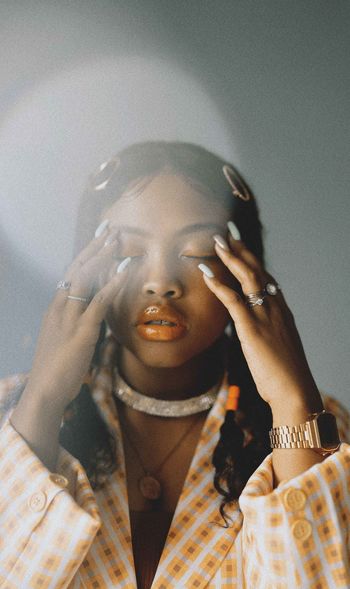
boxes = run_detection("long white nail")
[213,234,230,251]
[117,257,131,273]
[198,263,215,278]
[95,219,109,238]
[227,221,241,241]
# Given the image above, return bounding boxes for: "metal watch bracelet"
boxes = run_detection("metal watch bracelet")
[269,422,313,450]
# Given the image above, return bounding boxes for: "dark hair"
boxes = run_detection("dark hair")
[59,141,272,523]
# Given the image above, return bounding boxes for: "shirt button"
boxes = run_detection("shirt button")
[291,518,312,541]
[282,487,307,511]
[28,491,47,512]
[49,473,69,488]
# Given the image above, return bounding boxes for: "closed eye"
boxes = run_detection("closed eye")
[114,254,145,261]
[181,255,218,261]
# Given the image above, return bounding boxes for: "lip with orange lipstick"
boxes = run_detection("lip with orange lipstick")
[136,305,188,341]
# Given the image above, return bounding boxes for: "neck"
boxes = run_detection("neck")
[117,337,227,401]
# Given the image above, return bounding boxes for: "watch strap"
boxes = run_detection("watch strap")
[269,410,341,455]
[269,421,313,450]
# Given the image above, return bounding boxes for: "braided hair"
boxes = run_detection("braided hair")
[59,141,273,522]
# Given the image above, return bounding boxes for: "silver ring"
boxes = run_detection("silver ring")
[247,295,266,308]
[56,280,71,291]
[245,292,266,308]
[67,295,89,303]
[264,282,281,296]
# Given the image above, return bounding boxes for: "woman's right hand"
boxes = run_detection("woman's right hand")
[9,222,129,471]
[23,222,129,411]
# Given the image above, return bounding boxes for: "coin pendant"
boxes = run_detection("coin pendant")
[139,475,162,500]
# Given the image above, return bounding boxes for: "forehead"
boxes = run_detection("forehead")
[104,173,232,233]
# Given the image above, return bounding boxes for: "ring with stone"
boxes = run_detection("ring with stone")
[56,280,71,291]
[264,282,281,296]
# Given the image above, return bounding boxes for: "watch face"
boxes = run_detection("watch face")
[318,413,341,449]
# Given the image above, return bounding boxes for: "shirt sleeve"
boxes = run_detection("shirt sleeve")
[0,412,101,588]
[238,395,350,588]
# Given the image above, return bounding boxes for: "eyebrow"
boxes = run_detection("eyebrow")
[116,223,224,237]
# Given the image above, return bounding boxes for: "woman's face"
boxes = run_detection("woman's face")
[102,173,237,368]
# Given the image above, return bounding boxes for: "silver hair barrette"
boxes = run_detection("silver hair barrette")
[222,164,251,201]
[90,156,121,191]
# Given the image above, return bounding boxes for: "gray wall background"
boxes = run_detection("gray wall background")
[1,1,349,409]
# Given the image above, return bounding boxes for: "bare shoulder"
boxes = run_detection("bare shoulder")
[321,391,350,444]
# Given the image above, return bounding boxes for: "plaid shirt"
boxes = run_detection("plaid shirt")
[0,366,349,589]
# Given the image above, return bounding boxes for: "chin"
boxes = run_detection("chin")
[134,345,197,369]
[132,333,225,370]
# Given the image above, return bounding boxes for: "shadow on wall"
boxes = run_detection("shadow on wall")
[0,229,51,378]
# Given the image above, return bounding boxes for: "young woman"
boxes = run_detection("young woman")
[1,142,349,589]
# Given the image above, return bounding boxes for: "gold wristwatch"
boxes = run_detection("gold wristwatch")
[269,410,341,456]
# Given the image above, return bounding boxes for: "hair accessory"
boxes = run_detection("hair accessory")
[113,368,223,417]
[245,291,266,308]
[56,280,71,290]
[67,295,90,303]
[222,164,251,201]
[226,385,240,411]
[90,156,121,191]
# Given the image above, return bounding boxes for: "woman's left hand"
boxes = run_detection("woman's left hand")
[201,228,323,411]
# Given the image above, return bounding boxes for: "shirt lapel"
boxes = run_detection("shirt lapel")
[151,385,243,589]
[87,337,243,589]
[80,359,138,589]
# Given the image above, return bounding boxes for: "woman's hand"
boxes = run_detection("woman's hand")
[200,225,323,412]
[10,221,131,471]
[23,223,130,410]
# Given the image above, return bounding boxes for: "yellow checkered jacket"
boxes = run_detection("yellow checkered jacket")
[0,367,349,589]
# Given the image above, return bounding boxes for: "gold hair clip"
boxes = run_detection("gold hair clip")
[90,156,121,191]
[222,164,251,201]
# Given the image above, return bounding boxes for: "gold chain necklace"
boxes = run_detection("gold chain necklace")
[121,414,202,501]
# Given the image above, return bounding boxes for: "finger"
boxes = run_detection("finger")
[200,272,255,329]
[214,241,264,295]
[65,228,118,283]
[52,225,115,310]
[64,235,121,323]
[224,233,287,312]
[227,235,263,272]
[50,230,119,322]
[70,231,120,294]
[82,258,131,327]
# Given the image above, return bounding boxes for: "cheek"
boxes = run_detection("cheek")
[106,290,132,337]
[191,273,230,333]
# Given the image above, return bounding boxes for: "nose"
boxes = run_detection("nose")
[141,267,183,299]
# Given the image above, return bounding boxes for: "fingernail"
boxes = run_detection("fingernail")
[95,219,109,238]
[227,221,241,241]
[117,257,131,273]
[213,234,230,251]
[198,263,215,278]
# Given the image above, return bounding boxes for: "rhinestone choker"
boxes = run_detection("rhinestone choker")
[112,368,223,417]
